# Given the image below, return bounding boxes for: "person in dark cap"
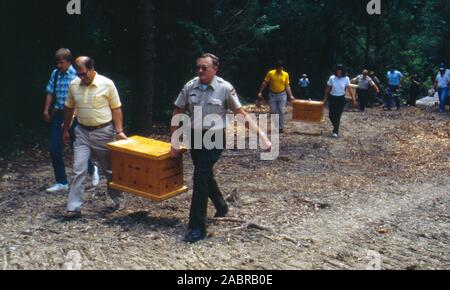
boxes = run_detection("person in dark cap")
[298,74,310,99]
[434,66,450,113]
[323,64,350,138]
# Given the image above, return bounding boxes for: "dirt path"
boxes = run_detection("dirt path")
[0,105,449,270]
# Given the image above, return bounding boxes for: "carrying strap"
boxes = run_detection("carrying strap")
[50,70,59,111]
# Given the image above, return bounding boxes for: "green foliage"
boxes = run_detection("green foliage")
[0,0,449,144]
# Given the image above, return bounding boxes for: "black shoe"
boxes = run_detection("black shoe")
[184,228,206,244]
[214,205,229,218]
[63,210,82,220]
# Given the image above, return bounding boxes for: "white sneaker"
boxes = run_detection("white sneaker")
[332,133,339,138]
[46,183,69,193]
[91,165,100,187]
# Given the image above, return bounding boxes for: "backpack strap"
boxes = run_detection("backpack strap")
[50,70,59,112]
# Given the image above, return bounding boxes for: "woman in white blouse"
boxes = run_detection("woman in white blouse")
[323,64,350,138]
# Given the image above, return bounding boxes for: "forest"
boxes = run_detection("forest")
[0,0,449,146]
[0,0,449,270]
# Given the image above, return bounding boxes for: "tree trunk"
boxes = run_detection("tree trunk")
[364,17,372,68]
[373,15,383,74]
[135,0,156,131]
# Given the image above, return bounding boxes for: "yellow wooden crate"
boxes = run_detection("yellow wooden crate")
[107,136,188,202]
[292,100,325,123]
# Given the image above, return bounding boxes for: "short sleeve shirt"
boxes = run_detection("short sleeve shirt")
[354,75,376,90]
[436,73,450,88]
[299,78,310,87]
[174,76,242,130]
[46,66,77,110]
[327,75,350,96]
[65,73,122,126]
[387,70,403,86]
[265,70,290,93]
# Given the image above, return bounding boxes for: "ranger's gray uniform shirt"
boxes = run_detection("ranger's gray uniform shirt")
[353,75,376,90]
[174,76,242,130]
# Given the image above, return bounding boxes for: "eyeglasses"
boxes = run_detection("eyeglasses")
[196,65,211,71]
[77,72,88,77]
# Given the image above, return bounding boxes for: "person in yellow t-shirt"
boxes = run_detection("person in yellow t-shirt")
[257,60,296,133]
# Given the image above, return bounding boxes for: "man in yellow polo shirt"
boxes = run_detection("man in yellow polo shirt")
[62,56,128,218]
[258,60,296,133]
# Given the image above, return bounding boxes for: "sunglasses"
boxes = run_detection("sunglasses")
[77,72,88,77]
[196,65,211,71]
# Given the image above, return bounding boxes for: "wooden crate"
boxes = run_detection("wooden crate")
[107,136,188,202]
[345,84,358,100]
[292,100,325,123]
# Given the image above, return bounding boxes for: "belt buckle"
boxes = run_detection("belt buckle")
[81,122,110,131]
[96,122,109,130]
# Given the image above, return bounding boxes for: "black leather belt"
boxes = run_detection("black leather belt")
[79,122,112,131]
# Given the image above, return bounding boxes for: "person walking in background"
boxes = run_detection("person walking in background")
[434,66,450,113]
[323,64,350,138]
[408,74,420,107]
[446,65,450,108]
[385,65,404,111]
[298,74,310,99]
[369,71,383,106]
[43,48,99,193]
[352,69,379,112]
[258,60,296,134]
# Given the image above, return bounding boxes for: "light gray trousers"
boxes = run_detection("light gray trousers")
[269,91,287,130]
[67,123,123,211]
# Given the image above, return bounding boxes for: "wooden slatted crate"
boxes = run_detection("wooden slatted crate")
[346,84,358,100]
[107,136,188,202]
[292,100,325,123]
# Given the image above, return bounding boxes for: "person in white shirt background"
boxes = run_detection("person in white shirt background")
[434,66,450,113]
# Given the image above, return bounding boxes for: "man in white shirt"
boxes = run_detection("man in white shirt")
[352,69,380,112]
[434,67,450,113]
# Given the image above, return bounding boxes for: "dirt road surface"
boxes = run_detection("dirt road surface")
[0,105,449,270]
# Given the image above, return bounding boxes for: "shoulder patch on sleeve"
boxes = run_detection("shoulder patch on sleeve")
[185,77,199,88]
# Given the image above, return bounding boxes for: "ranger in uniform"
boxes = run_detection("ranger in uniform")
[171,53,272,243]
